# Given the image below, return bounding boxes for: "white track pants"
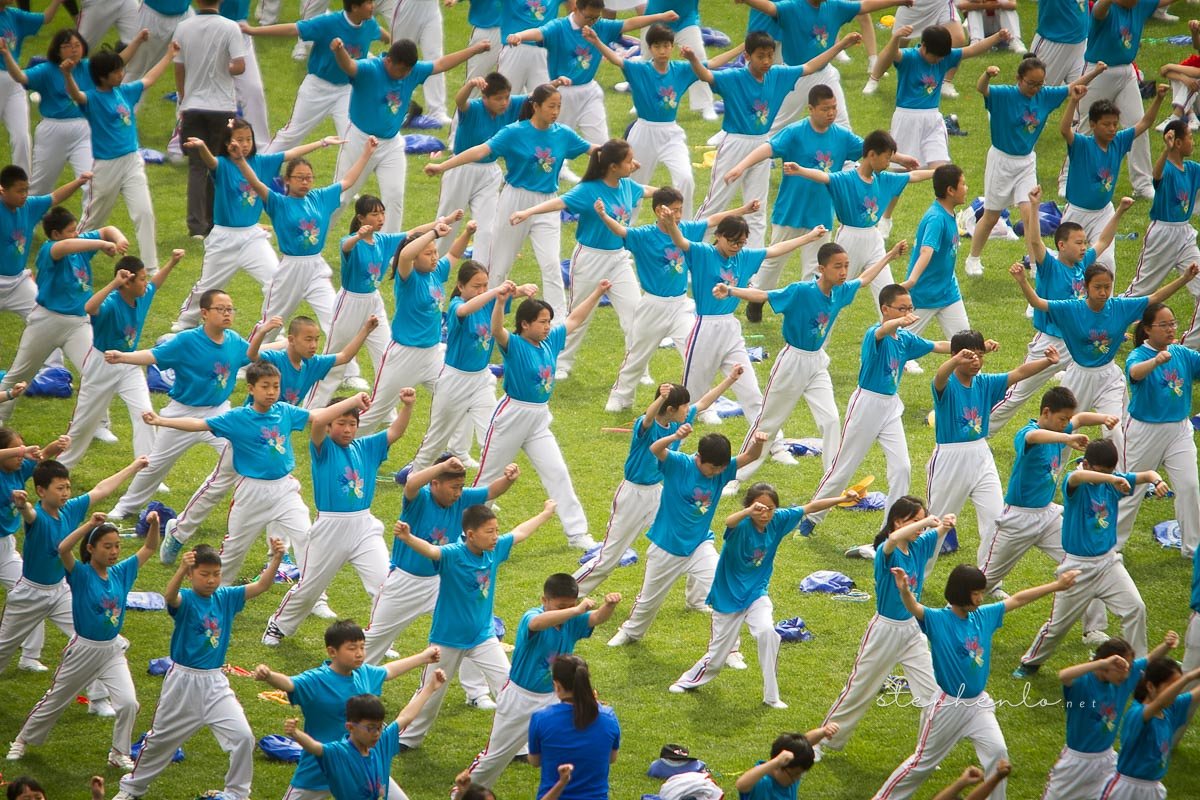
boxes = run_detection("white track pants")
[573,480,660,595]
[558,244,640,374]
[258,254,337,337]
[0,72,31,173]
[495,45,549,94]
[172,444,235,542]
[628,119,694,215]
[1116,418,1200,557]
[682,314,764,423]
[607,293,693,410]
[465,681,554,788]
[398,638,510,748]
[1126,221,1200,348]
[771,64,850,135]
[751,224,825,291]
[616,541,717,640]
[77,0,140,49]
[925,439,1004,577]
[479,185,567,319]
[410,365,495,471]
[435,162,502,257]
[1060,362,1127,459]
[308,289,391,409]
[390,0,445,119]
[695,133,769,248]
[60,349,156,468]
[0,306,91,423]
[0,537,44,661]
[674,594,781,704]
[265,75,350,154]
[987,332,1074,434]
[335,125,407,233]
[177,225,278,330]
[835,225,894,313]
[29,118,91,205]
[1042,746,1117,800]
[220,476,311,584]
[358,341,442,434]
[80,151,158,272]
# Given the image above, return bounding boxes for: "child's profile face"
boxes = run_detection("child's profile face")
[189,563,223,595]
[329,639,367,670]
[348,0,375,22]
[465,518,501,552]
[101,67,125,87]
[818,253,850,286]
[248,376,282,408]
[0,435,25,471]
[49,220,79,241]
[37,476,72,508]
[1,178,30,208]
[124,268,150,298]
[1179,128,1195,156]
[329,414,360,446]
[430,476,466,508]
[288,323,322,360]
[1039,407,1074,432]
[1058,229,1089,264]
[666,404,689,423]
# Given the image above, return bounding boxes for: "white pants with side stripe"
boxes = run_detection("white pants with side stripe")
[558,244,640,374]
[410,365,495,471]
[479,185,567,320]
[926,439,1004,577]
[177,225,278,330]
[0,306,91,423]
[172,444,235,542]
[607,293,693,410]
[556,81,607,146]
[465,680,555,788]
[821,614,937,751]
[682,314,764,424]
[334,125,407,233]
[1116,418,1200,557]
[0,536,44,661]
[628,119,695,216]
[77,0,140,51]
[987,332,1074,434]
[1060,361,1127,459]
[358,341,443,434]
[616,541,717,640]
[696,133,769,248]
[80,151,157,272]
[307,289,391,409]
[1097,774,1166,800]
[29,118,91,205]
[265,75,350,154]
[258,254,337,338]
[674,594,780,704]
[835,224,894,314]
[0,72,30,173]
[751,224,825,291]
[60,350,156,468]
[1030,36,1085,87]
[220,476,311,584]
[435,162,502,257]
[391,0,445,119]
[1125,220,1200,348]
[496,45,549,95]
[398,638,510,748]
[1042,746,1117,800]
[574,480,660,595]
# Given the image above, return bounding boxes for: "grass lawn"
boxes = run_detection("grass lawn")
[2,1,1200,798]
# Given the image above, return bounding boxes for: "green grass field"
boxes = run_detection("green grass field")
[2,1,1200,798]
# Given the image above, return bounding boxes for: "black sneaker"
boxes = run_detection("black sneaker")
[746,301,763,323]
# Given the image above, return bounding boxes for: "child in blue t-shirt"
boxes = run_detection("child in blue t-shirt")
[0,206,127,425]
[873,563,1078,800]
[0,0,63,172]
[115,541,286,800]
[1044,632,1179,799]
[672,483,858,707]
[608,424,768,646]
[253,620,441,799]
[926,329,1057,577]
[1099,658,1200,798]
[463,573,621,789]
[283,675,448,800]
[1016,439,1167,676]
[63,44,177,274]
[389,499,558,749]
[60,251,182,468]
[142,363,371,583]
[8,512,161,771]
[735,728,840,800]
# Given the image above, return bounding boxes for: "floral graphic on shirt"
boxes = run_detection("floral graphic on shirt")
[906,572,918,592]
[1071,277,1086,299]
[961,407,983,436]
[921,74,938,95]
[690,487,712,517]
[474,569,491,598]
[340,466,365,498]
[260,426,288,455]
[964,635,985,667]
[719,266,738,287]
[862,196,880,223]
[367,261,383,289]
[299,219,320,248]
[538,364,554,395]
[665,246,685,274]
[122,325,137,349]
[385,91,402,117]
[10,229,25,256]
[535,146,555,173]
[658,85,678,110]
[1099,702,1118,731]
[213,362,231,389]
[344,43,363,58]
[73,265,90,292]
[116,103,132,126]
[1047,453,1061,483]
[526,0,547,20]
[202,615,222,648]
[888,356,901,389]
[1159,739,1170,770]
[429,283,445,312]
[815,150,834,172]
[811,311,830,340]
[811,25,829,49]
[1089,499,1110,530]
[1098,168,1114,194]
[752,99,769,128]
[283,388,300,404]
[1022,109,1040,134]
[238,180,256,207]
[1162,367,1184,397]
[1,30,16,51]
[1120,26,1132,49]
[611,204,632,224]
[101,596,121,626]
[747,547,766,568]
[951,232,960,254]
[573,45,592,72]
[429,527,449,546]
[1087,329,1111,356]
[473,322,493,351]
[1178,189,1191,216]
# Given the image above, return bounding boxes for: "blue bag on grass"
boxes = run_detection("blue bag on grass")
[258,735,302,762]
[25,366,73,398]
[799,570,854,594]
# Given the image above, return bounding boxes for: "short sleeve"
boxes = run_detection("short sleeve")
[546,324,567,356]
[296,15,322,42]
[945,49,964,70]
[316,184,342,214]
[122,81,145,107]
[560,183,593,215]
[287,667,317,705]
[711,69,736,97]
[411,61,434,84]
[487,124,517,158]
[901,332,936,361]
[63,494,91,529]
[205,409,237,440]
[595,18,624,44]
[286,404,311,432]
[766,283,798,315]
[494,532,515,564]
[982,601,1005,633]
[739,249,767,283]
[919,215,946,250]
[565,127,592,159]
[222,584,248,616]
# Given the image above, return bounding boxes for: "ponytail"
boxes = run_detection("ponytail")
[520,83,559,121]
[551,654,599,729]
[1134,657,1183,703]
[348,194,385,237]
[1133,302,1169,348]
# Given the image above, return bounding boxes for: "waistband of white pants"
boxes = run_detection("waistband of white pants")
[934,688,988,704]
[500,184,554,201]
[871,613,921,627]
[722,132,769,142]
[839,223,881,233]
[894,106,941,117]
[633,119,683,129]
[1086,62,1133,73]
[168,662,224,676]
[574,242,623,255]
[1062,746,1116,761]
[1063,202,1113,216]
[1110,774,1161,788]
[782,345,826,360]
[441,363,488,378]
[1148,220,1195,230]
[391,566,439,581]
[32,305,86,321]
[239,475,293,487]
[304,73,351,90]
[1061,550,1118,566]
[315,509,374,519]
[37,116,88,126]
[932,438,990,452]
[853,386,901,401]
[18,577,64,591]
[1071,361,1119,374]
[1004,504,1054,515]
[695,312,735,320]
[73,634,126,647]
[988,145,1034,161]
[209,224,261,235]
[278,253,329,265]
[500,394,549,409]
[639,292,689,304]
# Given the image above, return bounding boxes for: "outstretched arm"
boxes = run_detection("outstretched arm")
[1005,345,1059,388]
[424,142,493,176]
[1010,263,1049,310]
[961,29,1009,60]
[244,538,287,599]
[152,248,184,290]
[764,225,828,260]
[384,645,441,680]
[252,663,297,692]
[681,44,715,84]
[140,42,180,89]
[338,137,379,191]
[696,365,744,413]
[396,669,448,727]
[859,240,908,286]
[282,719,324,758]
[511,499,557,544]
[1059,653,1131,687]
[734,431,768,469]
[1149,263,1200,306]
[1003,570,1079,612]
[58,512,108,573]
[801,33,861,77]
[1134,84,1168,137]
[0,40,28,85]
[564,279,612,334]
[434,39,490,75]
[88,456,149,507]
[393,520,441,561]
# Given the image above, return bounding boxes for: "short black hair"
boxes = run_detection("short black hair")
[433,452,467,481]
[645,22,675,47]
[1088,99,1120,125]
[662,383,690,410]
[115,255,145,276]
[949,329,985,355]
[543,573,580,600]
[199,289,232,310]
[862,129,897,158]
[325,620,366,649]
[1084,263,1114,288]
[1040,386,1077,415]
[88,50,124,85]
[41,205,76,238]
[387,39,419,67]
[696,433,732,467]
[744,31,776,55]
[192,544,223,568]
[345,693,386,723]
[933,164,963,199]
[921,25,952,57]
[1164,117,1190,142]
[808,83,835,106]
[462,504,498,532]
[32,459,70,490]
[817,242,847,266]
[246,360,282,386]
[770,732,815,770]
[0,164,28,188]
[878,283,910,309]
[743,482,780,508]
[482,71,511,96]
[943,564,987,607]
[714,215,750,242]
[288,316,319,336]
[1094,637,1134,662]
[1084,439,1118,470]
[6,777,45,800]
[1054,221,1085,248]
[651,186,684,209]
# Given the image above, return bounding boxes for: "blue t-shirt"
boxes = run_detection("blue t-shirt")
[453,94,526,157]
[445,296,498,373]
[1061,470,1138,556]
[774,0,860,65]
[622,406,698,486]
[340,232,405,295]
[252,348,336,407]
[687,242,768,316]
[0,8,43,61]
[213,153,285,229]
[1063,658,1147,753]
[0,459,35,538]
[528,703,620,800]
[22,495,90,585]
[220,0,250,20]
[740,769,798,800]
[91,284,157,352]
[858,325,936,395]
[562,178,645,251]
[1114,694,1194,781]
[392,256,450,347]
[349,57,433,138]
[986,85,1069,157]
[35,231,101,316]
[1038,0,1088,44]
[623,60,697,123]
[509,605,593,693]
[542,17,624,86]
[264,184,341,256]
[394,486,490,577]
[144,0,190,13]
[168,585,247,668]
[1033,249,1091,339]
[932,372,1009,444]
[501,324,566,403]
[920,602,1005,699]
[287,661,388,791]
[768,278,860,351]
[311,430,390,513]
[1150,158,1200,222]
[906,201,961,309]
[895,48,962,110]
[207,402,310,480]
[1084,0,1156,66]
[1005,421,1070,508]
[316,721,400,800]
[1126,343,1200,424]
[647,450,738,557]
[67,555,138,640]
[430,534,515,649]
[826,168,910,229]
[0,194,52,276]
[25,60,92,120]
[500,0,567,40]
[488,120,591,194]
[711,65,807,135]
[1066,129,1135,211]
[469,0,503,28]
[770,120,863,229]
[623,219,708,298]
[709,508,803,614]
[297,12,382,84]
[875,530,940,620]
[151,328,250,407]
[1044,296,1148,368]
[81,83,145,160]
[646,0,698,30]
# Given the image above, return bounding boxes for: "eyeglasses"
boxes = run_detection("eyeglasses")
[1151,320,1179,329]
[886,304,915,313]
[1020,78,1045,89]
[289,174,315,183]
[205,306,236,314]
[353,722,384,734]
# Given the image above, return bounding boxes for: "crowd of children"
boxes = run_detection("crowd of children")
[2,0,1200,798]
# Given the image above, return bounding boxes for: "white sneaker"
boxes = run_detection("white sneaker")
[461,456,480,469]
[341,376,371,391]
[721,479,741,498]
[1025,304,1034,319]
[157,483,170,494]
[763,699,789,709]
[639,372,655,386]
[726,652,748,670]
[554,367,569,381]
[771,449,799,466]
[876,217,893,240]
[89,698,116,718]
[6,740,25,760]
[94,427,119,444]
[964,256,984,277]
[429,113,454,127]
[1153,7,1179,21]
[18,658,48,672]
[668,683,688,694]
[941,81,959,99]
[1189,113,1200,132]
[113,792,142,800]
[835,50,851,63]
[567,533,597,551]
[988,587,1010,600]
[812,744,824,762]
[607,629,634,647]
[107,749,136,771]
[1083,630,1111,647]
[466,695,497,710]
[697,409,722,426]
[1134,186,1156,202]
[862,77,879,96]
[903,361,924,375]
[614,81,630,92]
[311,599,338,620]
[1009,39,1028,55]
[1156,116,1178,133]
[700,108,719,121]
[291,41,311,61]
[385,648,400,660]
[169,319,193,333]
[262,622,284,647]
[559,166,582,185]
[604,397,631,413]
